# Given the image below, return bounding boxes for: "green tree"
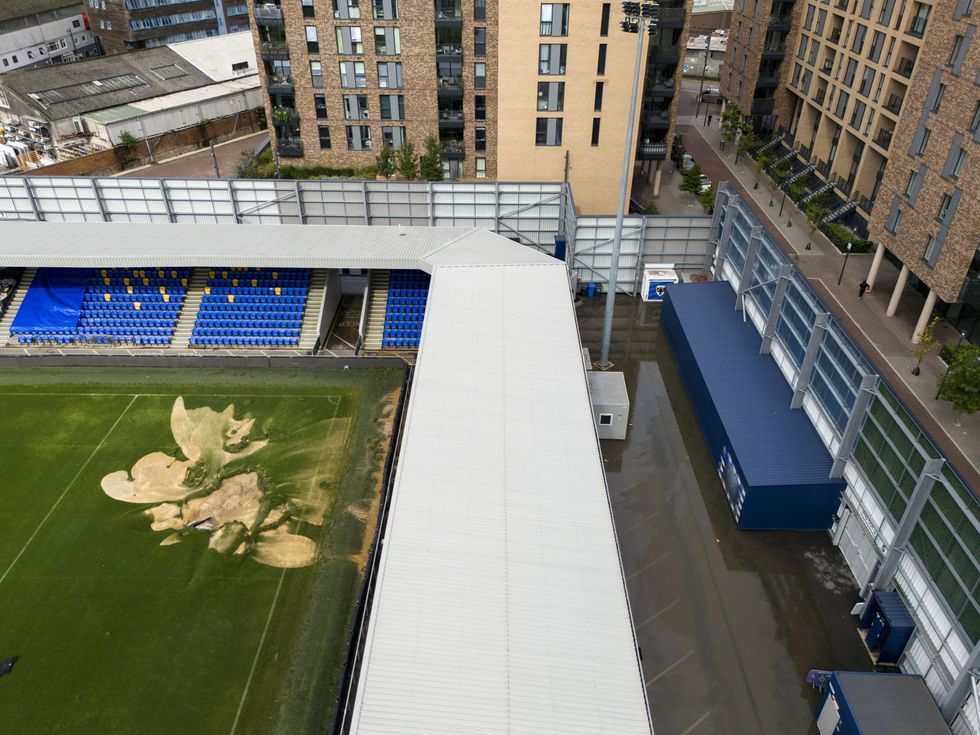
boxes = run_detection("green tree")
[376,142,395,179]
[698,184,716,212]
[720,104,742,144]
[395,139,418,180]
[803,199,826,233]
[680,162,704,194]
[910,315,942,376]
[936,345,980,423]
[119,131,137,151]
[419,134,443,181]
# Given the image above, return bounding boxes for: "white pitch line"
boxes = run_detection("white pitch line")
[0,393,139,587]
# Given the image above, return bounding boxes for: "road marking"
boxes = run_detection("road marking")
[0,393,139,587]
[626,552,669,581]
[645,650,695,687]
[678,711,711,735]
[635,598,681,629]
[620,511,661,535]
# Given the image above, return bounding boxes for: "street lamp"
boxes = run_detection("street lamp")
[936,330,968,399]
[598,1,659,369]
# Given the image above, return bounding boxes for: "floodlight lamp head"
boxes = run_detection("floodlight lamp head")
[621,18,640,32]
[640,1,659,17]
[622,1,641,17]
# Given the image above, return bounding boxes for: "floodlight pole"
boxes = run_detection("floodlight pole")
[598,4,654,369]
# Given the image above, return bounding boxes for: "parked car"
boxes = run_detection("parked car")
[681,153,696,171]
[698,175,712,194]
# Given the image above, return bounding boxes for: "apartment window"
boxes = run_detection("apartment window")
[851,24,866,53]
[938,193,952,221]
[859,66,875,95]
[808,40,820,65]
[344,94,369,120]
[306,26,319,53]
[891,208,903,233]
[475,95,486,120]
[374,27,400,55]
[535,117,563,145]
[302,0,314,18]
[597,43,607,74]
[339,61,366,88]
[474,27,486,56]
[475,127,486,151]
[835,90,849,118]
[816,8,827,34]
[600,3,610,35]
[843,58,857,86]
[382,125,405,149]
[318,125,332,149]
[537,81,565,111]
[792,63,802,87]
[540,4,569,36]
[372,0,398,19]
[336,26,364,54]
[918,128,930,155]
[379,94,404,120]
[474,62,486,88]
[951,148,966,178]
[908,2,931,35]
[971,101,980,132]
[475,0,486,20]
[804,3,815,28]
[868,30,884,62]
[540,44,568,74]
[591,117,601,145]
[948,35,965,68]
[476,157,487,178]
[932,84,946,112]
[959,0,976,15]
[346,124,372,150]
[850,100,866,128]
[314,94,328,119]
[311,60,324,88]
[594,81,604,111]
[905,170,916,196]
[797,35,808,60]
[334,0,361,19]
[378,61,403,88]
[922,235,940,264]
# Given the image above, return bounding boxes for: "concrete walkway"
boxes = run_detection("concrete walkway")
[119,131,268,179]
[679,115,979,490]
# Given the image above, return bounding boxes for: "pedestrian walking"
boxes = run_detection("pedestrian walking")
[707,114,713,126]
[858,280,869,298]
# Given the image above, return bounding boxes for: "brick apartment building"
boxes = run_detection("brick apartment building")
[87,0,250,53]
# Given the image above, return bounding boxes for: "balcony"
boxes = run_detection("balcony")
[873,129,892,149]
[814,89,826,104]
[277,138,304,157]
[895,57,915,78]
[438,109,464,128]
[829,28,842,44]
[762,43,786,59]
[260,40,289,60]
[271,106,298,124]
[756,74,781,89]
[751,97,776,114]
[437,75,463,94]
[435,43,462,56]
[440,138,465,159]
[644,110,671,128]
[822,60,834,73]
[907,16,928,38]
[835,0,848,9]
[884,94,903,115]
[649,75,676,95]
[651,44,681,63]
[768,15,792,30]
[254,3,283,25]
[658,7,686,27]
[636,143,668,160]
[434,0,462,25]
[266,74,293,94]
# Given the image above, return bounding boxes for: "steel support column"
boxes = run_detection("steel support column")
[867,458,944,596]
[791,312,830,409]
[711,205,735,280]
[830,374,879,477]
[760,264,793,354]
[159,180,176,224]
[361,181,371,225]
[940,642,980,722]
[22,178,45,222]
[736,226,762,310]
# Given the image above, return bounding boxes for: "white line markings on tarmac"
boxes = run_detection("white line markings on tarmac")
[0,393,139,587]
[678,711,712,735]
[635,598,681,630]
[645,649,695,688]
[625,552,669,581]
[620,511,661,535]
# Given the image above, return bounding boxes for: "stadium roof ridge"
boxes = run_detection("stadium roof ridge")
[0,221,653,734]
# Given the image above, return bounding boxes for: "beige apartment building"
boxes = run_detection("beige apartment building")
[249,0,690,214]
[723,0,980,342]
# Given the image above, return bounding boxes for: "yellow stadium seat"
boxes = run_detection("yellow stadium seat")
[134,302,141,311]
[272,272,278,279]
[163,294,170,303]
[181,278,187,286]
[204,286,211,295]
[251,279,257,287]
[232,278,238,287]
[127,286,133,294]
[123,278,130,285]
[104,293,111,302]
[159,286,166,294]
[171,270,177,278]
[228,294,235,303]
[275,287,281,296]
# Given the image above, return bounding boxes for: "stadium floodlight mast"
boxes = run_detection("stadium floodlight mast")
[598,0,659,369]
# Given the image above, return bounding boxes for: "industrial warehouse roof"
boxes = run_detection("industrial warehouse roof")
[0,33,255,121]
[0,0,79,23]
[82,77,259,125]
[0,221,653,734]
[831,673,952,735]
[665,281,838,487]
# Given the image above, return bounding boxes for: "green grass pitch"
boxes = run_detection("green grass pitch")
[0,366,403,734]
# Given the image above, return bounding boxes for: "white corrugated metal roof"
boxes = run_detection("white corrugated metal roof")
[167,31,257,82]
[0,221,652,734]
[82,78,259,124]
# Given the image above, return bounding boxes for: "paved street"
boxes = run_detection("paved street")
[120,132,268,179]
[664,82,978,489]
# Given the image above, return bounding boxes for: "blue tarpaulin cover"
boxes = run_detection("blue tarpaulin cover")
[10,269,91,334]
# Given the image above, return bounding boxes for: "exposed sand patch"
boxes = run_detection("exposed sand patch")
[170,396,267,466]
[252,526,318,568]
[101,453,192,504]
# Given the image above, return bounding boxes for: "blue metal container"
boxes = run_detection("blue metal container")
[660,281,845,530]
